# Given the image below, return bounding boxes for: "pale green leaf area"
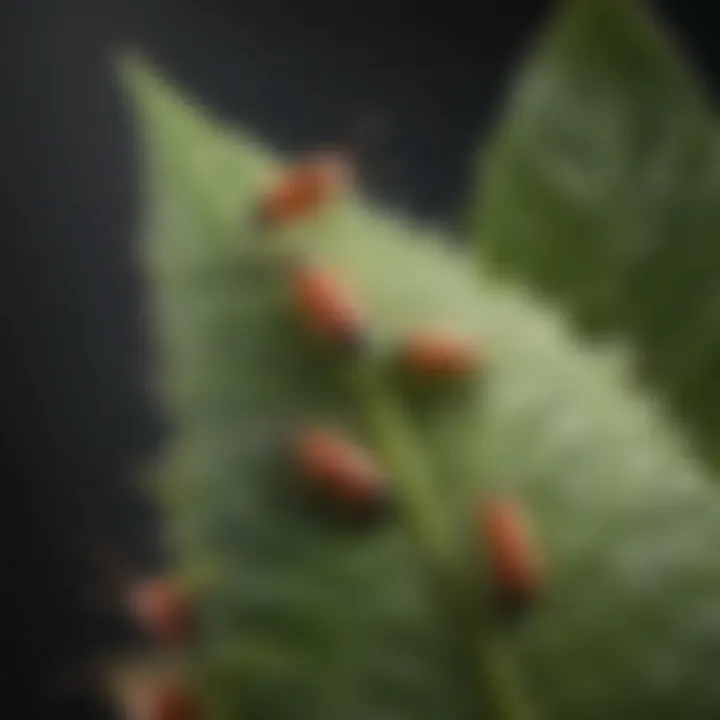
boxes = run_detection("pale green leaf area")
[123,22,720,720]
[473,0,720,474]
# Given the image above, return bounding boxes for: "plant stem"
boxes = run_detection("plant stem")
[478,634,536,720]
[350,363,456,579]
[348,362,534,720]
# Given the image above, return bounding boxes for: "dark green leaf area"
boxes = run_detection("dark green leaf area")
[473,0,720,473]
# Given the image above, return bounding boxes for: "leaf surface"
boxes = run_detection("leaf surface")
[126,55,720,719]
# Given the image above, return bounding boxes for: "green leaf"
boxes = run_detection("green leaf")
[124,56,720,719]
[470,0,720,473]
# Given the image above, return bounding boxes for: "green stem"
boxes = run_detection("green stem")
[478,634,536,720]
[348,362,534,720]
[350,363,457,579]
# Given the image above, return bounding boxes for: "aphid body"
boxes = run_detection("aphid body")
[400,329,479,378]
[259,153,350,225]
[129,578,191,645]
[291,264,364,349]
[131,679,199,720]
[293,428,389,517]
[480,497,544,615]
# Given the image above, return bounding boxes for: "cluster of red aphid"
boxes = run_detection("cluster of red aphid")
[276,156,543,615]
[126,154,544,718]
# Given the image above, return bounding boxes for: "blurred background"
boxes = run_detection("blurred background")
[1,1,718,717]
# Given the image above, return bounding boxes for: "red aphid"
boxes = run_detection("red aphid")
[399,329,479,378]
[480,497,544,614]
[291,264,364,348]
[259,153,351,225]
[294,428,388,514]
[132,680,200,720]
[129,578,192,644]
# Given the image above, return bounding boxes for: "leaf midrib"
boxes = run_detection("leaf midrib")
[351,363,535,720]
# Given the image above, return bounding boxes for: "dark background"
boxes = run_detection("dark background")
[2,1,718,717]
